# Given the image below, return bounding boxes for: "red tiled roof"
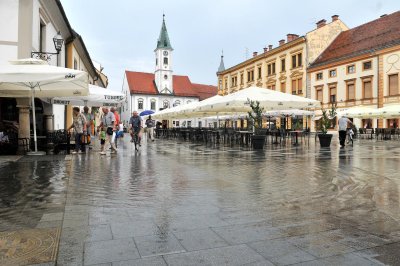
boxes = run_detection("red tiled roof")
[192,83,218,100]
[125,71,217,99]
[310,11,400,68]
[125,71,157,95]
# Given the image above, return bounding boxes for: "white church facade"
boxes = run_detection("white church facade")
[121,16,217,126]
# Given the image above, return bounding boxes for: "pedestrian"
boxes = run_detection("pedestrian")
[338,115,352,148]
[146,115,155,142]
[97,107,117,155]
[82,106,93,149]
[129,111,142,145]
[110,107,120,148]
[67,107,87,154]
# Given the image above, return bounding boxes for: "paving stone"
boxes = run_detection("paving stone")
[134,233,186,257]
[248,238,316,265]
[354,242,400,265]
[40,212,64,222]
[212,222,284,244]
[86,224,113,242]
[111,220,161,238]
[84,238,140,265]
[173,228,229,251]
[112,256,167,266]
[292,253,382,266]
[163,244,272,266]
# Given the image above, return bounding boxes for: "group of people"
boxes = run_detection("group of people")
[68,107,155,155]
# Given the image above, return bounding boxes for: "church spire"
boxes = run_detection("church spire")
[217,50,225,72]
[156,14,173,50]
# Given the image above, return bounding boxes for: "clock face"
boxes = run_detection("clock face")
[163,51,168,56]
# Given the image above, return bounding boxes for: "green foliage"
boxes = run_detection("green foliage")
[294,119,302,130]
[319,104,337,134]
[247,99,264,131]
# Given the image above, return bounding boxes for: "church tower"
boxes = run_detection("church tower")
[155,15,173,94]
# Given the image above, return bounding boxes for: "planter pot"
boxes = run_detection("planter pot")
[318,134,333,148]
[251,135,266,150]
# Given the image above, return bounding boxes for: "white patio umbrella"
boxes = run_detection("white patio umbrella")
[264,109,314,117]
[0,58,88,155]
[198,87,320,113]
[47,84,124,107]
[373,105,400,119]
[337,106,379,118]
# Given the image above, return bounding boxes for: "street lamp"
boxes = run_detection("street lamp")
[31,31,64,65]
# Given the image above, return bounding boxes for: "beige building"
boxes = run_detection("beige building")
[309,11,400,131]
[217,15,348,129]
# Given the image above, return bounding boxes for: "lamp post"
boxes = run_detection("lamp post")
[31,31,64,66]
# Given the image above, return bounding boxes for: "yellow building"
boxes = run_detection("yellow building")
[309,11,400,131]
[217,15,348,129]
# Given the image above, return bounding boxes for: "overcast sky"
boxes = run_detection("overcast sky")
[61,0,399,91]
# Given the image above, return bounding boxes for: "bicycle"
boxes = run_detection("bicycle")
[130,129,141,152]
[346,128,354,146]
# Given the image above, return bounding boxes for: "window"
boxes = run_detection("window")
[329,86,336,103]
[280,82,286,93]
[73,59,78,70]
[291,55,296,69]
[164,75,168,80]
[173,100,181,107]
[138,98,144,110]
[218,80,222,91]
[297,53,302,67]
[281,59,286,72]
[291,78,302,94]
[316,72,323,80]
[291,53,302,68]
[225,79,228,89]
[347,65,355,74]
[163,100,169,109]
[389,74,399,96]
[329,69,337,77]
[316,87,323,102]
[363,61,372,70]
[258,67,262,79]
[268,84,276,90]
[347,82,355,100]
[247,70,254,82]
[363,80,372,98]
[240,73,244,85]
[267,63,276,76]
[150,99,156,110]
[231,77,235,87]
[156,58,158,66]
[39,21,46,52]
[163,57,168,65]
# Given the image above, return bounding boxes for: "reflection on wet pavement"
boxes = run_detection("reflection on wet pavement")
[1,137,400,265]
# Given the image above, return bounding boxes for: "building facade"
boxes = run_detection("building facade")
[0,0,106,152]
[217,15,348,129]
[121,16,217,126]
[309,11,400,131]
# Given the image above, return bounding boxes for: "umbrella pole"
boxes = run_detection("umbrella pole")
[31,90,38,152]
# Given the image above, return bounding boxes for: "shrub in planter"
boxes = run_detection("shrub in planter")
[318,105,336,148]
[247,99,266,149]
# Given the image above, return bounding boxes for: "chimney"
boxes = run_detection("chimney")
[331,15,339,22]
[316,19,327,28]
[268,44,273,51]
[263,47,268,53]
[380,14,387,18]
[279,39,285,46]
[253,51,258,57]
[286,34,299,42]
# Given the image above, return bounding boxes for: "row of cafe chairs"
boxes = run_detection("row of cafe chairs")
[357,128,400,140]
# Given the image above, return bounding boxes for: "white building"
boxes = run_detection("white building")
[121,16,217,127]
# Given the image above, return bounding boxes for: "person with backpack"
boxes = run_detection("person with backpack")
[67,107,87,154]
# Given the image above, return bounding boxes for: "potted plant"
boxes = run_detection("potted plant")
[318,104,337,148]
[247,99,266,149]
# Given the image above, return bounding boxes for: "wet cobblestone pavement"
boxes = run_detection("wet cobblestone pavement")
[1,136,400,265]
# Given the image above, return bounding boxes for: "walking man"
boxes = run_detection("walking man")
[97,107,117,155]
[67,107,87,154]
[129,111,142,145]
[146,115,155,142]
[110,107,120,148]
[338,115,352,148]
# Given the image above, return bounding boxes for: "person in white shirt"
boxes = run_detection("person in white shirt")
[338,116,352,148]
